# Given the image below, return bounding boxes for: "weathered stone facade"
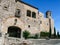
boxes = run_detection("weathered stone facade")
[0,0,54,38]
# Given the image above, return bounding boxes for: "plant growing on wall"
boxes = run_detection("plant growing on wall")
[23,30,30,39]
[57,31,60,38]
[54,27,56,38]
[40,31,49,38]
[49,27,51,38]
[34,33,39,39]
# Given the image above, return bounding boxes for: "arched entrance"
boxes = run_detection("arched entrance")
[7,26,21,38]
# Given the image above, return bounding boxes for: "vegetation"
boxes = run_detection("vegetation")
[0,33,2,37]
[54,27,56,38]
[57,31,60,38]
[40,32,49,38]
[34,33,39,39]
[28,33,39,39]
[28,36,35,39]
[23,30,39,39]
[22,29,60,39]
[40,27,57,39]
[49,27,51,38]
[23,30,30,39]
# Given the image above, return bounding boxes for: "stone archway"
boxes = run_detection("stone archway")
[8,26,21,38]
[1,17,25,39]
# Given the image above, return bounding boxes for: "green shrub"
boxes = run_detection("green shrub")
[57,31,60,38]
[40,32,49,38]
[28,36,35,39]
[34,33,39,39]
[49,27,51,38]
[54,27,56,38]
[23,30,30,39]
[28,34,39,39]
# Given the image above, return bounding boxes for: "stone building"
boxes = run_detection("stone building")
[0,0,54,38]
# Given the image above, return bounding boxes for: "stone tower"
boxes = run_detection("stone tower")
[46,11,53,34]
[46,11,51,18]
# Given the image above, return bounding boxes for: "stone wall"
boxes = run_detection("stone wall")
[0,0,54,35]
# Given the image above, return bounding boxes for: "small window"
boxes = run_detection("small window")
[0,33,2,37]
[32,12,36,18]
[40,21,42,24]
[15,0,19,2]
[34,20,36,22]
[15,0,17,2]
[3,4,9,11]
[14,19,17,25]
[27,10,31,17]
[15,9,20,18]
[47,23,48,25]
[28,25,30,28]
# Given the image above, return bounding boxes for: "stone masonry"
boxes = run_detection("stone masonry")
[0,0,54,38]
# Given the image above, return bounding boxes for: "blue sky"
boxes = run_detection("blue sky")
[22,0,60,33]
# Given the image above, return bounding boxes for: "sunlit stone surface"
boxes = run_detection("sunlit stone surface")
[0,37,60,45]
[0,0,58,45]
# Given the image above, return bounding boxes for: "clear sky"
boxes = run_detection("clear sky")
[22,0,60,33]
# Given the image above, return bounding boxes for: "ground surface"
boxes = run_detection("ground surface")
[0,37,60,45]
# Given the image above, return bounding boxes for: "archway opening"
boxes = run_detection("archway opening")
[7,26,21,38]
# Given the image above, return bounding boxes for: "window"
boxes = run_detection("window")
[15,0,17,2]
[27,10,31,17]
[15,9,20,18]
[8,26,21,38]
[15,0,19,2]
[3,4,9,11]
[28,25,30,28]
[4,6,7,9]
[0,33,2,37]
[32,12,36,18]
[40,21,42,24]
[14,19,17,25]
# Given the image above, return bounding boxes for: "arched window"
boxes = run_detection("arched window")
[27,10,31,17]
[15,9,20,18]
[8,26,21,38]
[32,12,36,18]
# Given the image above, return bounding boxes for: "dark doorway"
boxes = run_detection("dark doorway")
[8,26,21,38]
